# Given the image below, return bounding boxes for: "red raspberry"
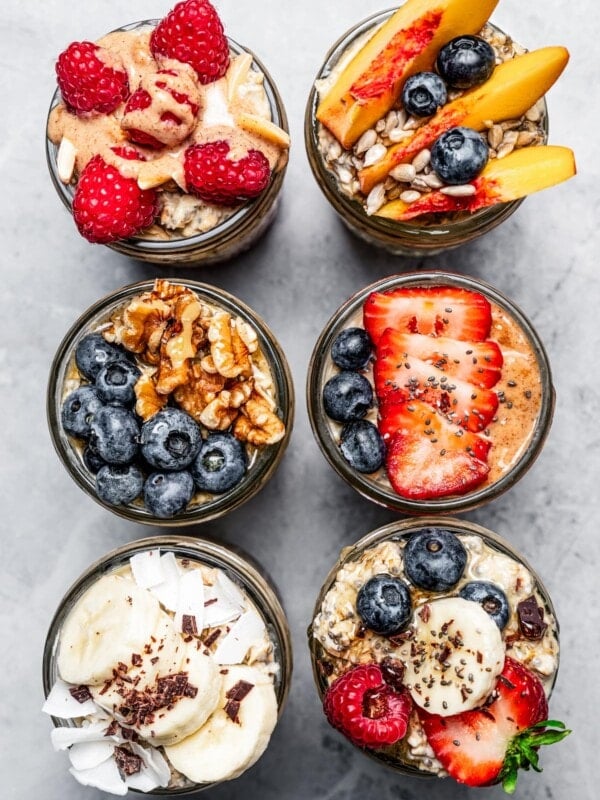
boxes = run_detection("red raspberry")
[56,41,129,115]
[72,155,158,244]
[150,0,230,84]
[122,89,164,149]
[184,141,271,206]
[323,664,412,749]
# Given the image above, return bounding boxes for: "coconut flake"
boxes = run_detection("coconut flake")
[51,721,113,751]
[129,742,171,789]
[213,609,266,665]
[69,757,128,796]
[203,572,245,627]
[43,680,99,718]
[149,552,182,611]
[130,549,164,589]
[68,740,115,771]
[216,571,247,608]
[174,569,205,634]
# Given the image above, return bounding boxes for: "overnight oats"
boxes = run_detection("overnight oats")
[305,0,575,254]
[43,537,292,795]
[47,279,293,525]
[309,518,569,791]
[307,272,554,514]
[46,0,290,264]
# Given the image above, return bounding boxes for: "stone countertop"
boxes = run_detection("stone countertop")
[1,0,597,798]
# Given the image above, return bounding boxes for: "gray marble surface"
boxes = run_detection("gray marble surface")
[1,0,598,798]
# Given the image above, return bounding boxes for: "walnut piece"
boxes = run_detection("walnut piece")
[233,392,285,446]
[173,363,226,422]
[208,311,253,379]
[135,373,168,420]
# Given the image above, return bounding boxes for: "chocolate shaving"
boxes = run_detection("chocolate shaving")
[203,628,222,648]
[131,653,143,667]
[204,598,218,607]
[380,657,405,691]
[120,726,139,742]
[114,746,142,776]
[69,685,92,704]
[104,720,119,737]
[225,680,254,702]
[517,596,548,640]
[114,672,199,727]
[419,604,431,623]
[181,615,198,636]
[225,699,241,723]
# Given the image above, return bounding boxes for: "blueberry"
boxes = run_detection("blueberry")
[401,71,447,117]
[404,528,467,591]
[140,408,202,471]
[430,126,489,185]
[340,420,385,473]
[437,35,495,89]
[89,405,140,465]
[356,574,412,636]
[323,371,373,422]
[61,386,104,439]
[191,433,247,494]
[95,360,141,406]
[143,471,195,518]
[95,464,144,506]
[331,328,373,371]
[459,581,510,629]
[83,445,106,474]
[75,333,131,381]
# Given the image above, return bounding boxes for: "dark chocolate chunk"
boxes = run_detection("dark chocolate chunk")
[225,680,254,702]
[69,685,92,704]
[517,595,548,640]
[380,657,406,691]
[202,628,222,648]
[225,699,241,723]
[131,653,143,667]
[181,615,198,636]
[114,746,142,776]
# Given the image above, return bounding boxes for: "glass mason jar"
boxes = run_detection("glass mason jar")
[307,271,554,515]
[43,535,293,795]
[305,9,549,256]
[46,21,289,265]
[308,516,560,779]
[47,279,294,526]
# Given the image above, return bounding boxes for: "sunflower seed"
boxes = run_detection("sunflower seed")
[388,127,413,143]
[440,184,476,197]
[389,163,416,183]
[366,183,386,215]
[412,149,431,173]
[400,190,422,203]
[355,129,378,155]
[363,143,388,167]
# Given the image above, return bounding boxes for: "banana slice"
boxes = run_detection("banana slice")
[398,597,504,716]
[165,665,277,783]
[58,574,166,686]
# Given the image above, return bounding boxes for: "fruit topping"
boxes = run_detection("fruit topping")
[89,406,140,465]
[322,371,373,423]
[356,574,412,635]
[459,581,510,629]
[436,35,496,89]
[517,595,548,640]
[363,286,492,344]
[331,327,373,370]
[419,657,570,791]
[191,432,247,493]
[143,470,196,518]
[403,527,467,591]
[75,333,131,381]
[401,72,448,118]
[95,360,141,406]
[55,41,129,115]
[72,155,158,244]
[61,386,104,439]
[430,126,489,184]
[140,408,202,471]
[184,140,271,206]
[323,664,412,748]
[150,0,230,84]
[95,464,144,507]
[340,420,385,474]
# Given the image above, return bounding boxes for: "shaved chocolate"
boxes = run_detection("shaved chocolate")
[69,685,92,704]
[380,657,406,691]
[131,653,143,667]
[517,596,548,640]
[120,726,139,742]
[204,598,218,607]
[202,628,222,648]
[225,680,254,702]
[114,746,142,776]
[104,720,119,737]
[182,615,198,636]
[419,604,431,623]
[225,699,241,723]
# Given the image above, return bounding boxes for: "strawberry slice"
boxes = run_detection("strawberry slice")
[377,330,503,389]
[379,400,490,499]
[363,286,492,345]
[419,657,570,792]
[375,331,499,433]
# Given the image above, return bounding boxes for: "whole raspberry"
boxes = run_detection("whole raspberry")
[72,155,158,244]
[323,663,412,749]
[184,141,271,206]
[56,41,129,115]
[150,0,230,84]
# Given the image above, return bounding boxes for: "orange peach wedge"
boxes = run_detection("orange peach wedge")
[360,46,569,193]
[317,0,499,148]
[375,145,576,221]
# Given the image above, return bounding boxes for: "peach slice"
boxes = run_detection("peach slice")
[360,46,569,193]
[375,145,576,221]
[316,0,499,148]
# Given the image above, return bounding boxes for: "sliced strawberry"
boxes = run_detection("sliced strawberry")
[375,331,499,432]
[363,286,492,345]
[419,657,570,791]
[377,330,503,389]
[379,399,490,499]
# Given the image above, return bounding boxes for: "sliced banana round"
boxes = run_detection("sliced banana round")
[58,574,165,686]
[164,665,278,784]
[397,597,504,716]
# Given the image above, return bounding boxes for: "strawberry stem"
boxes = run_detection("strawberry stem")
[500,720,571,795]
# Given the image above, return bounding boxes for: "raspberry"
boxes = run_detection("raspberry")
[183,141,271,206]
[56,41,129,115]
[121,89,164,149]
[150,0,230,84]
[323,664,412,749]
[72,155,158,244]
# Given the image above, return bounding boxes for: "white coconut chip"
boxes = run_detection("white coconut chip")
[203,573,244,627]
[128,742,171,789]
[51,721,115,751]
[149,552,182,611]
[69,757,128,796]
[42,679,99,718]
[130,549,164,589]
[68,740,115,771]
[216,570,247,608]
[174,568,205,634]
[213,609,267,665]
